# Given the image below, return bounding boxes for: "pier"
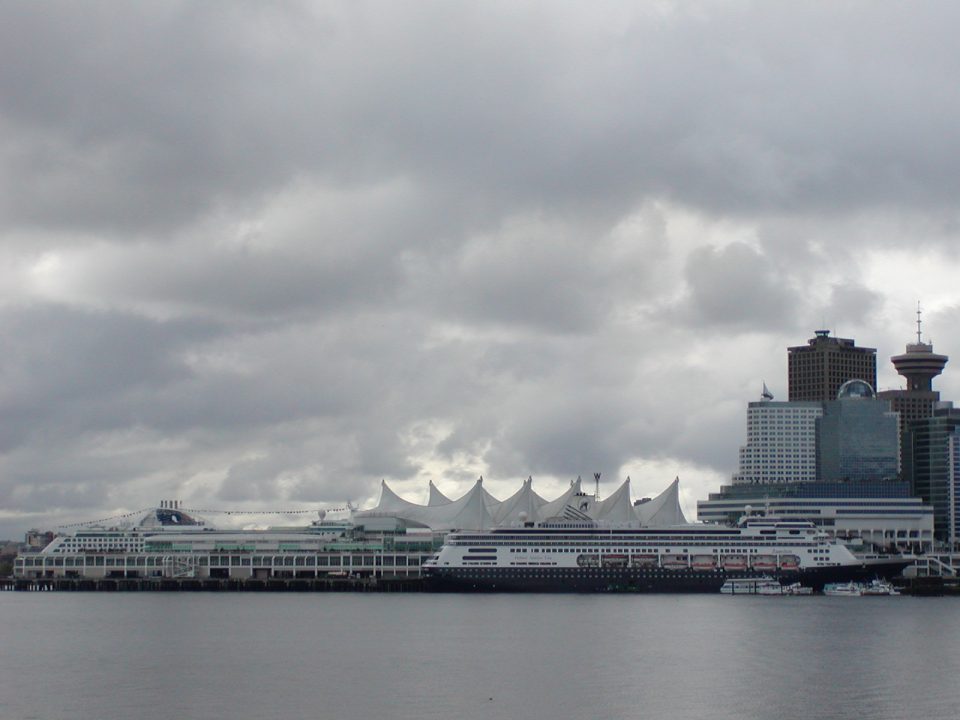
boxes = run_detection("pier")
[0,576,424,593]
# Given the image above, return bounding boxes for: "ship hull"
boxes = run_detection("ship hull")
[422,560,912,593]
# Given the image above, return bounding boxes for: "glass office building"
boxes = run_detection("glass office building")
[906,405,960,543]
[816,380,899,482]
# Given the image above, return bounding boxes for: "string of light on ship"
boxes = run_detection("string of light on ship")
[57,505,352,529]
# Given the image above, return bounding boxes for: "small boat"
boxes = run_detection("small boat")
[861,579,900,596]
[823,581,863,597]
[782,582,813,595]
[720,576,781,594]
[757,582,787,596]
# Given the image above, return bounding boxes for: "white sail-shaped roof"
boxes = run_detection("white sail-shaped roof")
[634,477,689,527]
[364,480,428,516]
[492,477,547,527]
[594,477,638,527]
[428,481,452,506]
[537,477,585,521]
[356,475,690,532]
[479,479,503,516]
[357,478,495,530]
[422,478,494,530]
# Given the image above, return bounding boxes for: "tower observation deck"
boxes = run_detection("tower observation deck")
[890,307,948,392]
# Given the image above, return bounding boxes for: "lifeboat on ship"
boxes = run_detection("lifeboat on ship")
[721,555,748,571]
[751,554,777,571]
[662,554,689,570]
[779,555,800,571]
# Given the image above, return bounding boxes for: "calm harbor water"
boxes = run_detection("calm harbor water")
[1,592,957,720]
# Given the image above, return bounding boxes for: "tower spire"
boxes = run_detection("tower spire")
[916,300,923,344]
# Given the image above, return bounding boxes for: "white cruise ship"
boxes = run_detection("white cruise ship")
[422,516,912,592]
[14,502,434,582]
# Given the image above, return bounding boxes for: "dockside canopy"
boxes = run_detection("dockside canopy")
[634,477,688,526]
[356,475,691,531]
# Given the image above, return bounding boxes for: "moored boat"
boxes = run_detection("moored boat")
[720,576,780,594]
[860,578,900,596]
[823,581,863,597]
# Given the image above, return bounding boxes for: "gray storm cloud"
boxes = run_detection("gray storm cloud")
[2,1,960,534]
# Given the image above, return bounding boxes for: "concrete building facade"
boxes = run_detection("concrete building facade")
[733,400,822,484]
[697,480,933,552]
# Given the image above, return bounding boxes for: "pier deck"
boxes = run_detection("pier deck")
[0,576,424,592]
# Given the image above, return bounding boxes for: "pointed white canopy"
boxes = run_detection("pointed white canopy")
[537,477,584,521]
[428,481,452,506]
[593,477,637,527]
[357,475,690,531]
[416,478,495,530]
[477,477,503,515]
[367,480,428,516]
[634,477,689,526]
[358,478,497,531]
[492,477,547,527]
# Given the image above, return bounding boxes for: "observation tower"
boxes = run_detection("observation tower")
[890,307,948,392]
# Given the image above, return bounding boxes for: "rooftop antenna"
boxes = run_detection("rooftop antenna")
[594,472,601,501]
[916,300,923,344]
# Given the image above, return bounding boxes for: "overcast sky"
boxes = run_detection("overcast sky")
[4,1,960,536]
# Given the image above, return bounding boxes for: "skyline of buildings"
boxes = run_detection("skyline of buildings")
[699,324,952,551]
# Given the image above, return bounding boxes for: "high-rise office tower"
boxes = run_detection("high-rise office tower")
[788,330,877,402]
[733,394,823,485]
[905,405,960,542]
